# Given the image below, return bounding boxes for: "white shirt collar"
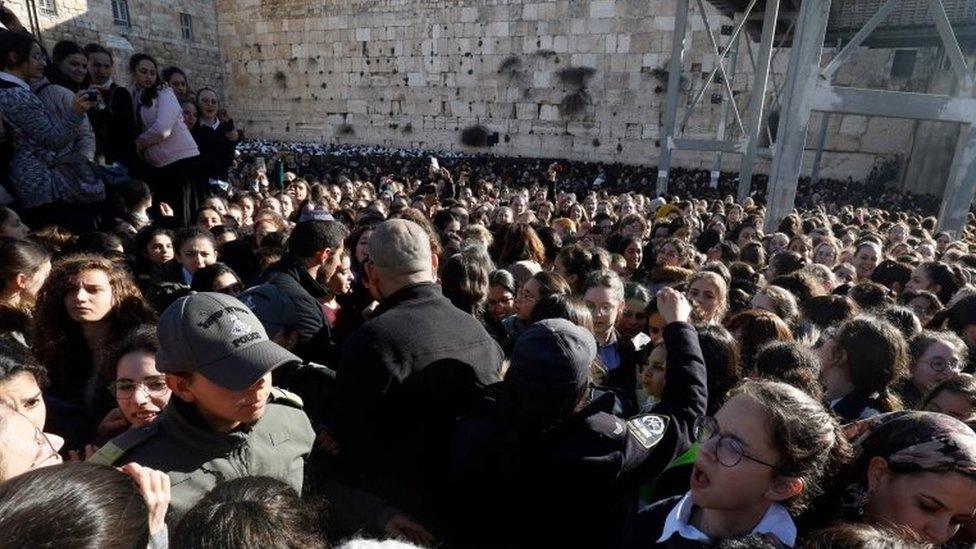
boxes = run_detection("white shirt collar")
[0,71,30,90]
[657,493,797,547]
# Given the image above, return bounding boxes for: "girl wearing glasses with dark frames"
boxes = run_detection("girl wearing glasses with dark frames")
[896,330,968,410]
[622,380,850,548]
[94,325,170,445]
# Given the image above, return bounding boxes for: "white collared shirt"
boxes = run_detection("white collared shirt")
[657,492,797,547]
[0,71,30,90]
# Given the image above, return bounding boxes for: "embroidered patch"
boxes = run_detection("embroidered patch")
[627,414,668,449]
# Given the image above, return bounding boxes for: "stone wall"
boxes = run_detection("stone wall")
[215,0,956,185]
[6,0,961,191]
[5,0,222,91]
[217,0,756,168]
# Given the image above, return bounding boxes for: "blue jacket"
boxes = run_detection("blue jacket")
[0,75,86,208]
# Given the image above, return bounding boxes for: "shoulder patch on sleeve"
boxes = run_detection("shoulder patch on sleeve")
[87,423,159,466]
[627,414,669,449]
[269,387,305,409]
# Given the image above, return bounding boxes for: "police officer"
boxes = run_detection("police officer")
[449,288,707,548]
[89,292,315,526]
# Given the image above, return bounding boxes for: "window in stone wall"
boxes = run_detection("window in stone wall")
[891,50,917,79]
[180,13,193,40]
[112,0,131,27]
[38,0,57,15]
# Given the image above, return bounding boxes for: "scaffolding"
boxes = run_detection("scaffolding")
[657,0,976,234]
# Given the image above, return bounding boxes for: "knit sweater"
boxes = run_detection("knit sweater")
[0,73,86,208]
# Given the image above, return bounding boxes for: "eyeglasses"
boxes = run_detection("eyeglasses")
[488,296,514,307]
[517,288,537,303]
[919,357,965,373]
[585,302,617,316]
[694,416,780,471]
[109,377,170,400]
[216,282,243,295]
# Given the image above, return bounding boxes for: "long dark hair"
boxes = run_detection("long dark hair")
[730,380,851,514]
[832,316,908,412]
[129,53,163,106]
[0,463,149,549]
[919,261,961,304]
[0,237,50,301]
[172,476,327,549]
[0,29,35,71]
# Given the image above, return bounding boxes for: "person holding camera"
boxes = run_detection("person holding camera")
[0,30,100,232]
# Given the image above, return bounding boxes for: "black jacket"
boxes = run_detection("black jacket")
[87,83,137,168]
[621,495,711,548]
[191,120,237,181]
[331,282,504,531]
[448,321,707,548]
[255,254,335,366]
[831,390,882,423]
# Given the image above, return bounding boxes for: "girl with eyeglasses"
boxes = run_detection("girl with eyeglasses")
[622,379,850,548]
[895,330,969,410]
[95,326,170,444]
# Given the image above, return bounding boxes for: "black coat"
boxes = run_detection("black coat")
[255,254,335,366]
[331,282,504,530]
[191,120,237,181]
[87,84,137,168]
[448,321,707,548]
[621,496,711,548]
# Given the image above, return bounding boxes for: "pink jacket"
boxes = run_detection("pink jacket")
[133,86,199,168]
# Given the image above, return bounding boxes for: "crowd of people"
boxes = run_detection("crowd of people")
[4,15,976,549]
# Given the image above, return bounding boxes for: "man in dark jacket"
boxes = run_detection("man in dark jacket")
[255,219,347,366]
[449,289,707,548]
[331,218,504,536]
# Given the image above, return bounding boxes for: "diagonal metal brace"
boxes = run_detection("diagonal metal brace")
[820,0,902,81]
[688,0,745,135]
[678,0,758,135]
[926,0,975,93]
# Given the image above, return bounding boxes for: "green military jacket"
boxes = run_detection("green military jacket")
[89,388,315,526]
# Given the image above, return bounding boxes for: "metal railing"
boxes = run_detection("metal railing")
[830,0,976,31]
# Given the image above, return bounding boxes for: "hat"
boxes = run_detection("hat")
[654,204,680,220]
[156,292,300,390]
[298,209,334,223]
[648,197,666,212]
[508,319,596,393]
[238,284,299,339]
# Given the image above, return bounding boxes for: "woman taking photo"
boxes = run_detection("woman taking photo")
[130,53,201,225]
[0,30,97,231]
[32,254,156,423]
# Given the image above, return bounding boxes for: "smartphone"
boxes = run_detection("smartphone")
[430,156,440,172]
[84,90,99,101]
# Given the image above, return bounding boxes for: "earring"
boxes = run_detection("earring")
[856,487,872,517]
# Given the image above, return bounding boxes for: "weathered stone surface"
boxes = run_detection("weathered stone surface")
[8,0,947,181]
